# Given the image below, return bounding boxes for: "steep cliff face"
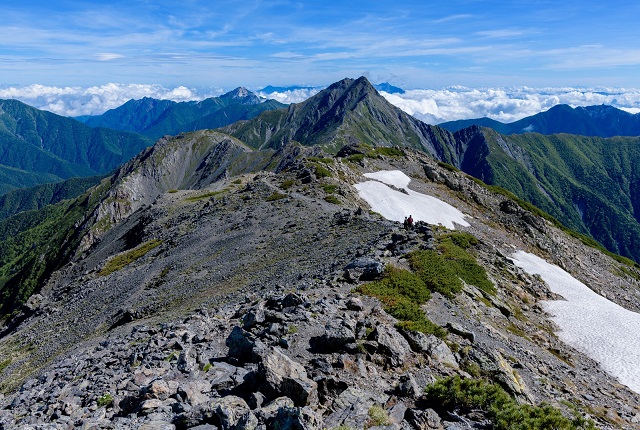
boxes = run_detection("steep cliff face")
[0,143,639,428]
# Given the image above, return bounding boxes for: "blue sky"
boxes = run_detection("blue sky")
[2,0,640,89]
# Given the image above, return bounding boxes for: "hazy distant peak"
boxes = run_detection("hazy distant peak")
[221,87,261,104]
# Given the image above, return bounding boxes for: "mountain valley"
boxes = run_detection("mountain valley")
[0,77,640,429]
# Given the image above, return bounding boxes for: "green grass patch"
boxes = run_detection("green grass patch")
[346,153,365,163]
[313,164,332,178]
[366,405,390,428]
[366,147,405,158]
[279,179,295,190]
[425,376,595,430]
[324,195,341,204]
[408,231,495,296]
[266,191,287,201]
[0,358,11,373]
[358,267,445,337]
[168,189,178,193]
[97,393,114,408]
[322,184,339,194]
[99,239,162,276]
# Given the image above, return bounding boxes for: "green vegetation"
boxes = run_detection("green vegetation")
[266,191,287,201]
[472,177,640,268]
[474,129,640,264]
[202,363,212,372]
[99,240,162,277]
[279,179,295,190]
[185,189,227,202]
[168,189,178,193]
[97,393,114,408]
[358,267,446,337]
[287,325,298,334]
[366,146,405,158]
[324,195,341,205]
[0,358,11,373]
[425,376,595,430]
[366,405,390,428]
[408,231,495,296]
[0,178,115,319]
[311,163,332,178]
[346,153,365,163]
[322,184,339,194]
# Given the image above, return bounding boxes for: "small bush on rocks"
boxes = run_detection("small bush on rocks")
[358,267,445,337]
[425,376,596,430]
[97,393,114,408]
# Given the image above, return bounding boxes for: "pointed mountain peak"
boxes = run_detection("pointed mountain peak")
[220,87,261,105]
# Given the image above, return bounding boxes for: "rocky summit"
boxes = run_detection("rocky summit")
[0,134,639,429]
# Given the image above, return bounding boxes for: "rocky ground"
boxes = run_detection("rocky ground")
[0,148,639,428]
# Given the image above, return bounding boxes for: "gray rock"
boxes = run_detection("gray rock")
[258,347,318,407]
[243,303,266,329]
[226,326,267,363]
[256,396,294,421]
[371,325,412,368]
[445,323,475,343]
[406,408,442,429]
[319,318,356,351]
[211,395,258,430]
[324,387,376,429]
[402,331,458,369]
[271,406,324,430]
[344,257,385,282]
[397,374,419,398]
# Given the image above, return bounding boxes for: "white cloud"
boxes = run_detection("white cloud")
[256,88,321,104]
[381,87,640,123]
[2,82,640,123]
[0,83,223,116]
[96,53,124,61]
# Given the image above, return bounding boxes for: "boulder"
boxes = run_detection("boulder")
[270,406,324,430]
[258,347,318,407]
[406,408,442,429]
[226,326,267,363]
[344,257,385,282]
[210,396,258,430]
[324,388,376,429]
[370,325,412,368]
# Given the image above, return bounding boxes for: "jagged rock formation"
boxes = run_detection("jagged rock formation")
[0,144,639,428]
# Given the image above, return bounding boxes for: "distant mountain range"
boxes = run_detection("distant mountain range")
[0,99,153,195]
[222,77,640,262]
[4,78,640,263]
[76,87,286,140]
[439,104,640,137]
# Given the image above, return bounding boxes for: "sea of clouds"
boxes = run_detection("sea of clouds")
[3,83,640,123]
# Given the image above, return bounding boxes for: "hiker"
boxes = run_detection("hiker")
[407,215,413,229]
[403,217,408,229]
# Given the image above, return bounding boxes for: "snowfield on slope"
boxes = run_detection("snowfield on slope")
[512,251,640,394]
[354,170,469,229]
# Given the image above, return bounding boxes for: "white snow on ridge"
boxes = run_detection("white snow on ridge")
[511,251,640,394]
[354,170,469,229]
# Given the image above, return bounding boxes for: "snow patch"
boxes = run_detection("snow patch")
[511,251,640,394]
[354,170,469,229]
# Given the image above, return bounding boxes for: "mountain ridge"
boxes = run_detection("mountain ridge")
[0,99,153,195]
[439,103,640,137]
[78,88,287,140]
